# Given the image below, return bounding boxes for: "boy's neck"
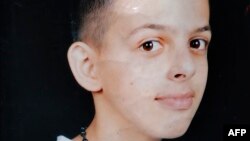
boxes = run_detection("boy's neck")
[73,94,161,141]
[84,116,160,141]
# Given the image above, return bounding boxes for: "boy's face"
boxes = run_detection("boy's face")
[95,0,211,139]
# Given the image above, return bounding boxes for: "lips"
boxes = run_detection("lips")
[155,91,194,110]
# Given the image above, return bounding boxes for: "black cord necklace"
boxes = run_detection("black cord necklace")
[80,127,88,141]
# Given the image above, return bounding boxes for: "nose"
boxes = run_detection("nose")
[167,49,196,82]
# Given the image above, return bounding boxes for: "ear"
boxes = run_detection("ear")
[67,42,102,92]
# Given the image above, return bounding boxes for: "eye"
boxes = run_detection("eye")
[190,39,208,50]
[139,40,161,52]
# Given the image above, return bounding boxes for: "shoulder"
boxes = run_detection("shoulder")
[57,136,72,141]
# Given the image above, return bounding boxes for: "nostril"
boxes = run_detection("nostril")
[174,74,185,79]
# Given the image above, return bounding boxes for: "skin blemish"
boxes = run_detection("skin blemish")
[130,82,134,86]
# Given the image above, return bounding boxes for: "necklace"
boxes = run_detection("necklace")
[80,127,88,141]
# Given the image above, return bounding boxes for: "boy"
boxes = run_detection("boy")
[58,0,212,140]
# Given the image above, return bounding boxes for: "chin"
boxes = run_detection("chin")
[158,122,192,139]
[164,127,189,139]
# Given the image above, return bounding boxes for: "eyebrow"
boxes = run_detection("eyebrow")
[128,24,168,36]
[128,23,211,36]
[195,25,211,33]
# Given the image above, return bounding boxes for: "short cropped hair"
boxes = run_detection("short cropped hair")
[75,0,113,45]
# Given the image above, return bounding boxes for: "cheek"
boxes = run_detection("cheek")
[192,60,208,98]
[98,59,157,112]
[98,60,143,102]
[198,60,208,85]
[97,61,155,126]
[99,58,160,92]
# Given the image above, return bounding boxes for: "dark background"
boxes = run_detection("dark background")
[1,0,250,141]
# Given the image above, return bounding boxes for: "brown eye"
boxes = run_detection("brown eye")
[190,39,207,50]
[140,40,161,52]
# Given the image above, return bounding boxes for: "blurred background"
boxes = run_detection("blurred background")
[1,0,250,141]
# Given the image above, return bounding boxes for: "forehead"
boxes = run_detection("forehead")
[106,0,209,37]
[112,0,209,19]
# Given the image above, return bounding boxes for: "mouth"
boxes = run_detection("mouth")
[155,91,195,110]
